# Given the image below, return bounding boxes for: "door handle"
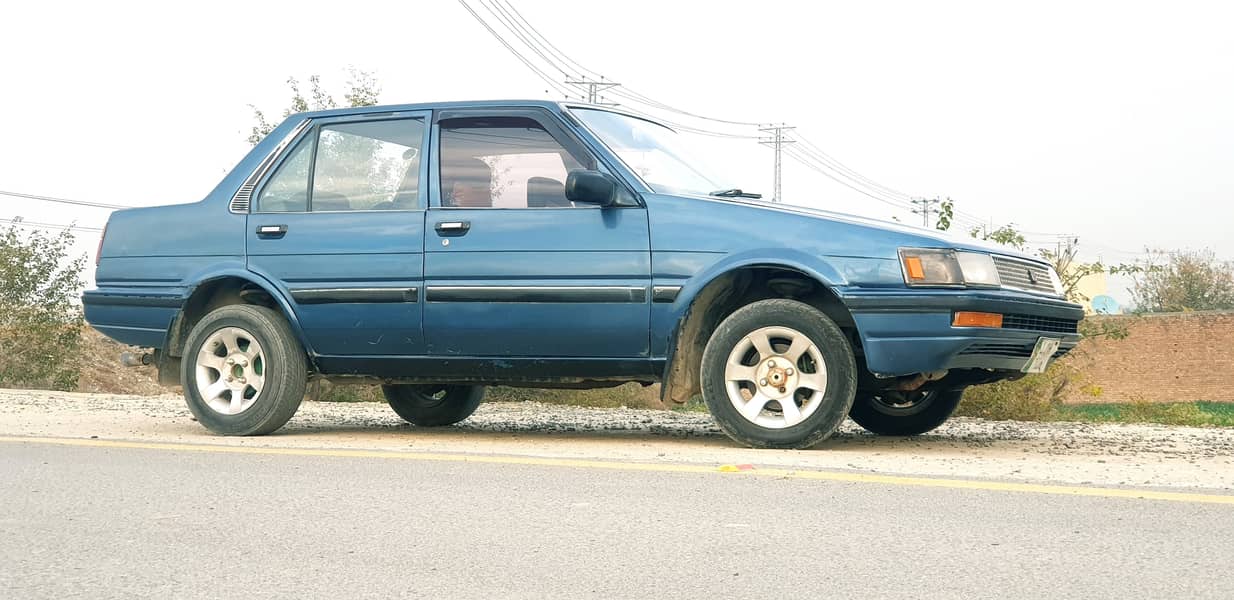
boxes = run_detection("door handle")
[435,221,471,235]
[256,224,287,238]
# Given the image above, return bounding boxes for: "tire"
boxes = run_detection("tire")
[848,389,964,436]
[382,385,484,427]
[700,299,857,449]
[181,304,308,436]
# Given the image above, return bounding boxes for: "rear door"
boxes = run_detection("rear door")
[422,108,651,357]
[246,111,430,356]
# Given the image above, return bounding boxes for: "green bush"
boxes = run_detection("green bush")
[0,225,86,390]
[956,361,1078,421]
[1121,398,1206,426]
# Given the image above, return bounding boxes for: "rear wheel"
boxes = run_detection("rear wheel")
[848,389,964,436]
[700,299,857,449]
[181,304,308,436]
[382,384,484,427]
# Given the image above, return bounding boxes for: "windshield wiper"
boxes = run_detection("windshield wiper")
[710,188,763,199]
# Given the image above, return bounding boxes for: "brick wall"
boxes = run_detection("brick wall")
[1063,311,1234,403]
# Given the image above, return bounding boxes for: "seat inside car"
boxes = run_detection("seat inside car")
[526,176,570,208]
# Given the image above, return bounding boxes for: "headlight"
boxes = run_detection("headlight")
[956,252,1001,287]
[899,248,1002,288]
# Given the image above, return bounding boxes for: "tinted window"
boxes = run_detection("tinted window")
[313,119,424,211]
[257,118,424,212]
[256,135,313,212]
[438,116,590,208]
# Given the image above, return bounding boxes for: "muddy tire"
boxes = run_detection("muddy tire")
[181,304,308,436]
[700,299,857,449]
[848,389,964,436]
[382,385,485,427]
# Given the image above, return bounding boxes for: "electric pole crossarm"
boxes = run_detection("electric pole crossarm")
[758,125,795,203]
[910,197,942,228]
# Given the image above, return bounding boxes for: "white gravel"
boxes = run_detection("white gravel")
[2,388,1232,491]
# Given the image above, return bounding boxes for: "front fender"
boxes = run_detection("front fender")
[668,248,848,324]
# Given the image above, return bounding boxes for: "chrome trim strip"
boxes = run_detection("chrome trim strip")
[81,291,184,308]
[290,287,417,304]
[651,286,682,303]
[425,286,647,304]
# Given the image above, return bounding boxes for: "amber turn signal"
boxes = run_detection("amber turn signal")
[903,256,925,280]
[953,311,1003,328]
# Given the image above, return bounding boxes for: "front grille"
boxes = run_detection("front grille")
[960,342,1071,359]
[993,256,1057,296]
[1002,313,1079,334]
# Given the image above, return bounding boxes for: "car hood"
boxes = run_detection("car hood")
[699,195,1047,264]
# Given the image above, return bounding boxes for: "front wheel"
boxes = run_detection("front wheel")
[848,389,964,436]
[382,385,484,427]
[700,299,857,449]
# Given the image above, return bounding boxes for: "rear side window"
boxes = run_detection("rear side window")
[256,135,313,212]
[438,116,591,209]
[257,118,425,212]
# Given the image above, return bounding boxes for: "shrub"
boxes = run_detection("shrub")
[956,361,1080,421]
[1121,397,1206,426]
[0,225,86,390]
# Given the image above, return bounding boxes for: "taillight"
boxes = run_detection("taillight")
[96,225,106,266]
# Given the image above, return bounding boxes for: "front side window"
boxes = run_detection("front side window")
[438,116,591,208]
[257,118,425,212]
[569,108,723,196]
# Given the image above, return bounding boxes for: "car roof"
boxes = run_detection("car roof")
[296,100,668,128]
[298,99,566,119]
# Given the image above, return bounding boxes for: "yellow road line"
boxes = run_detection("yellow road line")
[2,435,1232,506]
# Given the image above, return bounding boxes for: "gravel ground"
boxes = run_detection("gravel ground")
[2,388,1233,490]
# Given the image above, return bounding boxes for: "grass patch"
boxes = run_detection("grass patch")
[1052,401,1234,427]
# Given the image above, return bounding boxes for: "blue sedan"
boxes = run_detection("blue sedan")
[82,100,1082,448]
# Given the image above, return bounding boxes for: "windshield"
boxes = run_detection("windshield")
[570,108,724,196]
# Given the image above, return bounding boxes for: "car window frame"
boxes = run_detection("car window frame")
[252,110,432,214]
[428,107,642,210]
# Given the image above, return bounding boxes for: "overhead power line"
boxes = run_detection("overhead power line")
[782,146,917,212]
[488,0,764,126]
[456,0,578,100]
[458,1,1067,237]
[3,216,104,232]
[0,190,129,210]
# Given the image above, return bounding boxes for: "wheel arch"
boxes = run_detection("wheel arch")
[163,269,311,365]
[660,254,859,405]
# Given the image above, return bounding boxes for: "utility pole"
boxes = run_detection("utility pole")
[759,124,795,203]
[911,197,941,228]
[563,76,620,105]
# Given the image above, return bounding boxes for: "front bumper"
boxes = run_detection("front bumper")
[840,289,1084,376]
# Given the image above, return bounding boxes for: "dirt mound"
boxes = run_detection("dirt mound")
[77,328,166,395]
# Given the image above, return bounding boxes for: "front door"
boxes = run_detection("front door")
[422,109,651,357]
[246,111,431,356]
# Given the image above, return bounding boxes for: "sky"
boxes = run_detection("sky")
[3,0,1232,307]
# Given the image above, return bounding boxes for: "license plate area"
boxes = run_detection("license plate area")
[1022,337,1062,373]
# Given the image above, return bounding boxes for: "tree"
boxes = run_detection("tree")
[1035,236,1142,305]
[968,224,1027,250]
[248,68,381,146]
[1131,249,1234,312]
[934,198,954,231]
[0,224,86,390]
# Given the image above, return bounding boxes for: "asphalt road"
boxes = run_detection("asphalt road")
[3,439,1233,599]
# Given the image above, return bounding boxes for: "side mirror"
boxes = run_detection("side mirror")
[565,170,618,207]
